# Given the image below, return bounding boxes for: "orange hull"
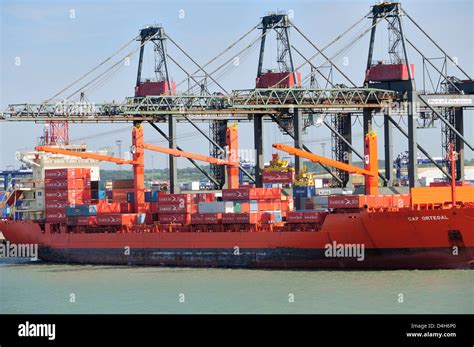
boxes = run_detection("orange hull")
[2,208,473,269]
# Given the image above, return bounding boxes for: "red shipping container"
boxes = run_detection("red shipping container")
[45,201,69,210]
[302,211,324,223]
[96,213,137,226]
[196,193,216,203]
[190,213,221,225]
[257,199,282,211]
[111,189,132,200]
[77,216,97,225]
[111,179,135,189]
[262,170,294,183]
[46,210,67,222]
[222,213,259,224]
[222,188,252,200]
[328,195,366,209]
[66,216,96,225]
[96,201,121,214]
[159,194,195,205]
[45,189,92,203]
[119,203,133,213]
[157,203,197,214]
[45,178,91,190]
[158,213,190,224]
[44,168,91,180]
[150,202,159,213]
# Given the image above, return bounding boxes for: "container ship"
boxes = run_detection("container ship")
[1,124,473,270]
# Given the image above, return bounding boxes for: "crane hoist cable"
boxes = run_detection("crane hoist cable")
[183,21,280,94]
[66,30,163,99]
[297,18,378,87]
[174,23,260,89]
[269,10,382,88]
[44,34,139,102]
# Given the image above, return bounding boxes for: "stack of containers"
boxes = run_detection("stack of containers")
[90,180,106,203]
[157,193,197,224]
[220,187,283,224]
[108,179,134,202]
[44,168,91,223]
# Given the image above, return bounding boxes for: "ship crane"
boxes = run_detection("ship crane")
[35,123,240,214]
[273,131,379,195]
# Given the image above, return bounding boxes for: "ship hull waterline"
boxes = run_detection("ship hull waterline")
[1,208,473,270]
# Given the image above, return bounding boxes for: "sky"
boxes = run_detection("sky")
[0,0,473,171]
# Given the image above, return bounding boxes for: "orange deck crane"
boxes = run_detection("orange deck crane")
[273,131,379,195]
[35,123,241,213]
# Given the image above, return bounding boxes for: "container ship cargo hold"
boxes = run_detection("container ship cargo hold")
[1,126,473,270]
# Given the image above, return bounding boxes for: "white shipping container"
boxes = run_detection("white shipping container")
[198,201,234,214]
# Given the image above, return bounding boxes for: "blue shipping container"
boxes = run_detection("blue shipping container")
[66,204,97,217]
[91,190,106,200]
[127,192,135,203]
[293,186,315,198]
[145,191,158,202]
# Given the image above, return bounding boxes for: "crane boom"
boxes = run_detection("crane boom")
[35,146,138,165]
[273,132,379,195]
[141,143,238,166]
[272,144,374,176]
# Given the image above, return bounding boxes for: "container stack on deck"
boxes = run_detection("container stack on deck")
[44,168,91,223]
[157,193,197,224]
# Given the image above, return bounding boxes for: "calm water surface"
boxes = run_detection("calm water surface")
[0,260,472,314]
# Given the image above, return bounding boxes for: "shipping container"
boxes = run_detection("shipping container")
[45,201,69,210]
[222,212,259,224]
[44,177,91,190]
[198,201,234,214]
[45,189,92,203]
[196,193,216,203]
[286,211,325,223]
[111,189,132,201]
[45,210,67,222]
[158,193,195,205]
[262,170,294,183]
[145,191,159,202]
[91,190,106,200]
[222,187,281,201]
[158,213,190,224]
[120,203,133,213]
[67,215,97,226]
[112,179,135,189]
[65,204,97,217]
[96,201,121,214]
[157,203,197,214]
[90,181,106,190]
[190,213,221,225]
[293,186,315,198]
[96,213,137,226]
[44,168,91,180]
[328,195,366,209]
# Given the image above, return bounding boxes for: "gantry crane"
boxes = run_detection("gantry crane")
[35,123,240,214]
[273,131,379,195]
